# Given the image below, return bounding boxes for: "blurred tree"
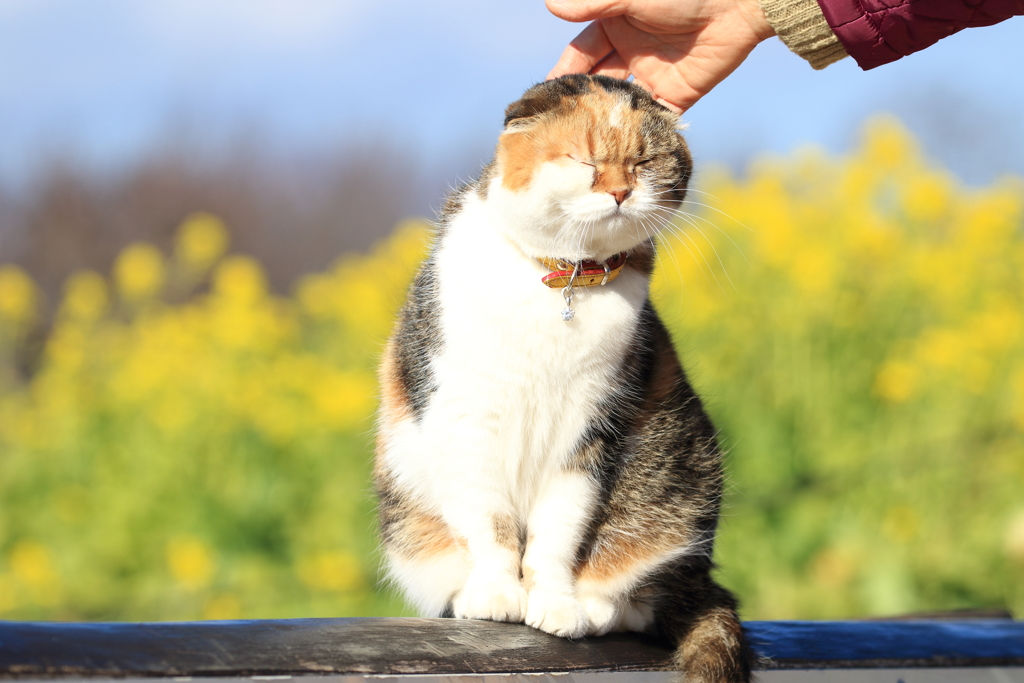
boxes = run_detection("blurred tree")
[0,138,424,307]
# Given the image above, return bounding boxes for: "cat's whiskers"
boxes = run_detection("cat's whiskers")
[643,203,735,294]
[579,218,596,264]
[636,213,687,293]
[635,204,700,290]
[676,206,751,268]
[654,218,721,291]
[674,213,738,292]
[551,218,577,256]
[680,189,756,233]
[678,197,746,223]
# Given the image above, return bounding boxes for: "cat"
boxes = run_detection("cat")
[374,74,751,683]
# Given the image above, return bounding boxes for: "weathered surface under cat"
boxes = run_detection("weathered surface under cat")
[375,75,751,683]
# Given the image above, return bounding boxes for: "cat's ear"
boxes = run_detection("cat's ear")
[503,96,556,132]
[503,113,541,133]
[503,75,590,132]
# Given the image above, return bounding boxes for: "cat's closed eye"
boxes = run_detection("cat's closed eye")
[566,154,595,167]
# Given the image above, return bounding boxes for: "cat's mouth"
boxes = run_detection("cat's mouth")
[583,203,629,223]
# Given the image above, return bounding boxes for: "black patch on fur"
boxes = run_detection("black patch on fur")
[626,239,658,277]
[503,74,676,128]
[392,257,442,421]
[503,74,593,127]
[374,468,404,548]
[475,160,497,202]
[636,132,691,210]
[564,301,749,680]
[591,74,647,110]
[651,562,753,683]
[564,305,716,548]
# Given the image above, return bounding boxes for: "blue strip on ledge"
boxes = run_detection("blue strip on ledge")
[0,618,1021,677]
[746,620,1024,668]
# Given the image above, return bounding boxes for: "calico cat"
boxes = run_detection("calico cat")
[375,74,751,683]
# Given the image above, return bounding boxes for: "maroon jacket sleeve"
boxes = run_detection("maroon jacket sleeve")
[817,0,1024,69]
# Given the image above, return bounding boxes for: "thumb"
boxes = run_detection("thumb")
[545,0,631,23]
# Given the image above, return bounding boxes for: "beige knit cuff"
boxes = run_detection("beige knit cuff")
[760,0,849,69]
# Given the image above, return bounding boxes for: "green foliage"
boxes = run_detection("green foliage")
[653,117,1024,618]
[1,119,1022,621]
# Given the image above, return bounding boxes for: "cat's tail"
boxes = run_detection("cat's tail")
[654,566,754,683]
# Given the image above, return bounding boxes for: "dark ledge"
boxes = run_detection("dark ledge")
[1,618,1023,678]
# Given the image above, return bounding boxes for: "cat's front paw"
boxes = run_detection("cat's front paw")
[580,594,620,636]
[525,590,588,639]
[452,577,527,623]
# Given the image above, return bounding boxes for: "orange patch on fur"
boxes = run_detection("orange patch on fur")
[497,88,647,194]
[376,464,459,560]
[378,340,413,430]
[575,533,678,584]
[401,508,458,559]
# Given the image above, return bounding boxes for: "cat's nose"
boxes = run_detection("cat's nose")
[610,189,631,205]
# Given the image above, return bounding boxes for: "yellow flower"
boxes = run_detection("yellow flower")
[151,394,193,434]
[114,243,165,302]
[1005,510,1024,564]
[860,115,918,172]
[295,273,335,319]
[391,220,433,261]
[902,171,952,225]
[61,270,109,321]
[166,536,215,590]
[203,594,242,620]
[874,359,920,403]
[961,355,992,395]
[790,245,836,294]
[915,328,964,369]
[176,213,229,269]
[311,371,375,427]
[213,256,267,305]
[297,550,363,592]
[9,541,59,590]
[0,573,17,613]
[882,506,920,543]
[0,265,38,326]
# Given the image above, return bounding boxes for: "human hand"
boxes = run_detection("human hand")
[546,0,776,112]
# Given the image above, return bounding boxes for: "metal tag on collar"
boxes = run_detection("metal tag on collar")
[560,261,580,322]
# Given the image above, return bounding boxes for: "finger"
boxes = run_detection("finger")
[547,20,614,79]
[653,97,684,114]
[545,0,632,23]
[632,78,653,94]
[594,17,707,112]
[589,50,630,80]
[636,69,698,112]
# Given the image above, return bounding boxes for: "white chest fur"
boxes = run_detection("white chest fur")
[384,191,650,514]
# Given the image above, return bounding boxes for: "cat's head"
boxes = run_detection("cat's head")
[485,74,691,261]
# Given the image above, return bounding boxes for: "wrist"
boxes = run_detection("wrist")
[736,0,777,41]
[759,0,847,68]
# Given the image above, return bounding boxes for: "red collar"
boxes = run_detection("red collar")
[538,252,628,289]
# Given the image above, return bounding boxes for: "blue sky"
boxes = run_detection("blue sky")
[1,1,1022,190]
